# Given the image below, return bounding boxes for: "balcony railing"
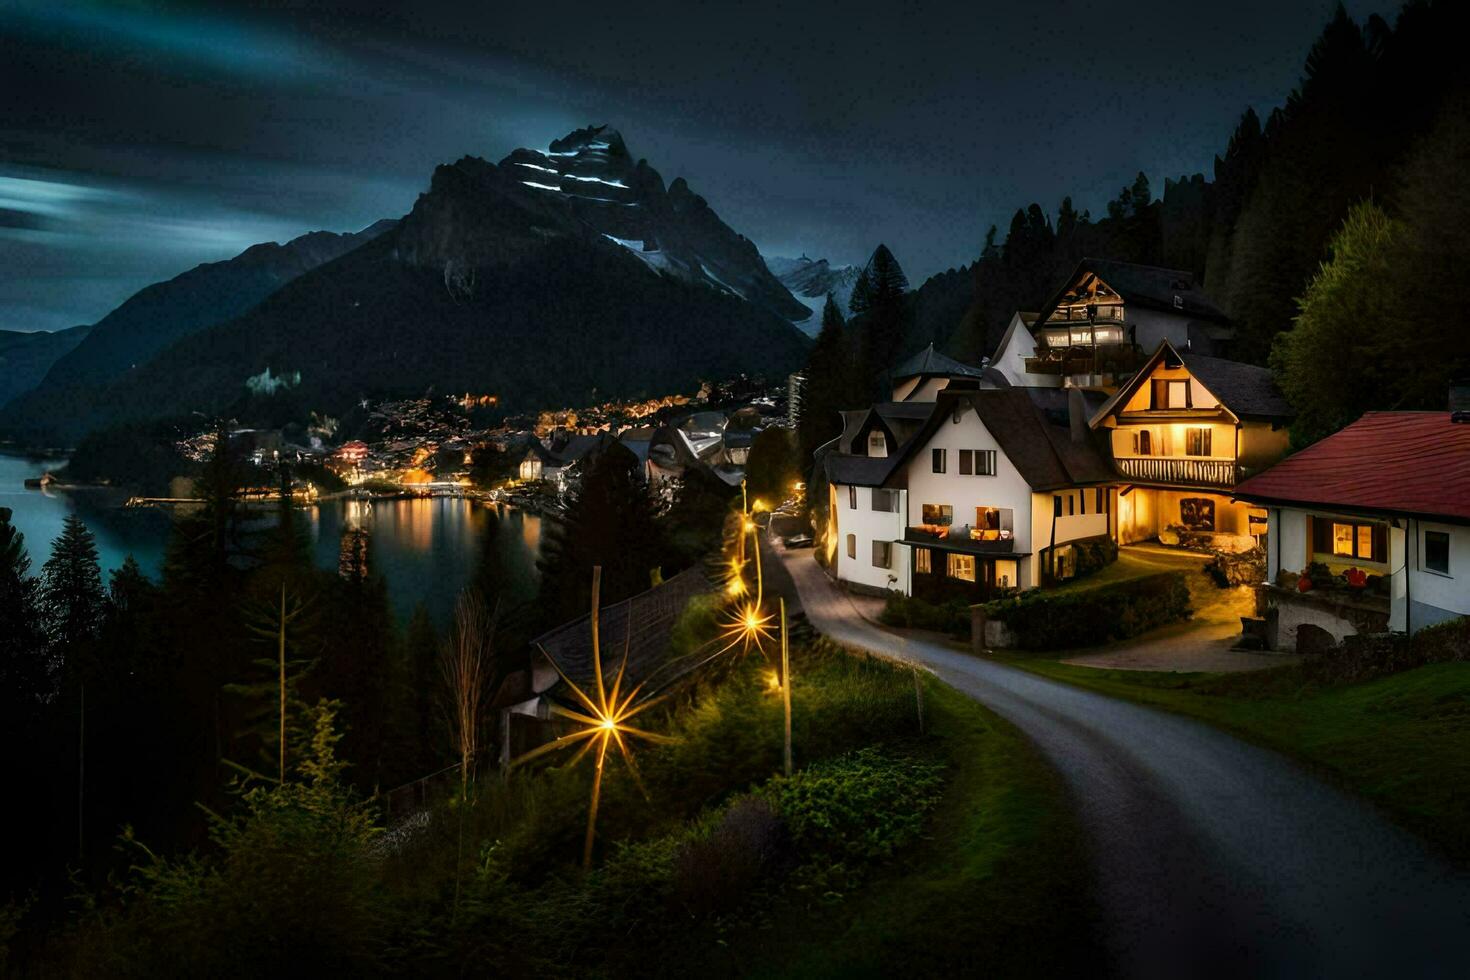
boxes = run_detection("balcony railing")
[1114,455,1241,488]
[905,525,1016,553]
[1045,306,1126,324]
[1024,343,1148,378]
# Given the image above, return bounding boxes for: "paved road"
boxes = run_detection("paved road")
[778,545,1470,979]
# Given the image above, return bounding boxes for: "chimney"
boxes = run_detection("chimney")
[1450,379,1470,422]
[1068,388,1088,443]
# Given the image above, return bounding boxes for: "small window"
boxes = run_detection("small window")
[848,485,857,509]
[932,448,947,473]
[1138,430,1152,456]
[960,449,996,476]
[1186,427,1212,456]
[871,489,898,512]
[915,548,931,574]
[1424,531,1450,575]
[1096,488,1105,513]
[846,533,856,560]
[871,540,892,569]
[1053,495,1062,517]
[921,504,953,526]
[1168,380,1188,408]
[867,430,887,458]
[947,553,976,582]
[1067,494,1075,516]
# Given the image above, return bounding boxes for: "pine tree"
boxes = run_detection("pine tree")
[0,508,50,714]
[797,293,856,463]
[40,515,105,662]
[1130,172,1152,214]
[856,244,910,397]
[537,444,665,625]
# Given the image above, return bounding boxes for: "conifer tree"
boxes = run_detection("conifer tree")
[0,508,50,714]
[40,515,104,661]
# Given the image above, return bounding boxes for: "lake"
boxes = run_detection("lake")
[0,452,543,625]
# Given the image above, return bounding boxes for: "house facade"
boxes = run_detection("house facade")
[993,258,1233,389]
[1235,412,1470,645]
[824,386,1115,601]
[1090,340,1291,551]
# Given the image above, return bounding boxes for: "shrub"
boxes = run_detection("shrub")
[983,571,1192,650]
[761,747,945,865]
[879,594,971,635]
[672,797,790,917]
[1070,535,1119,582]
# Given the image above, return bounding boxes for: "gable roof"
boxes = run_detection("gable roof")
[992,311,1041,362]
[1037,258,1228,328]
[891,343,985,383]
[892,388,1113,491]
[531,566,713,697]
[1090,340,1293,425]
[1179,352,1294,421]
[1234,412,1470,525]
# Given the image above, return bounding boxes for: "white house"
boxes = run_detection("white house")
[823,385,1116,600]
[1235,411,1470,646]
[993,258,1235,390]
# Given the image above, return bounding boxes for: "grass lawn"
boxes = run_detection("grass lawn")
[994,653,1470,864]
[719,677,1104,979]
[1045,543,1205,597]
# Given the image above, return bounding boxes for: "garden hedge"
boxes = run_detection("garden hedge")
[982,571,1191,650]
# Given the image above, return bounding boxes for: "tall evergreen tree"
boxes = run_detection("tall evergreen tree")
[40,515,105,664]
[857,244,910,397]
[0,508,50,714]
[797,293,856,464]
[537,445,665,625]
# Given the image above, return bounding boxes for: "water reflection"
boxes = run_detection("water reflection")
[1,452,541,628]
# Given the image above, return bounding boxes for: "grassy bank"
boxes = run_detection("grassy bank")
[730,678,1102,979]
[40,639,1098,977]
[995,654,1470,863]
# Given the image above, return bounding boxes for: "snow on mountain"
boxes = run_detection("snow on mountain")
[766,255,862,336]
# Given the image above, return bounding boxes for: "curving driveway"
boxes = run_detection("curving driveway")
[776,544,1470,979]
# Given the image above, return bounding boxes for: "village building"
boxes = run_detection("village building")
[889,343,998,401]
[824,384,1115,601]
[991,258,1234,389]
[1234,411,1470,645]
[1090,339,1292,552]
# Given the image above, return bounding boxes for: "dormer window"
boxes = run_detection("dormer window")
[867,430,888,458]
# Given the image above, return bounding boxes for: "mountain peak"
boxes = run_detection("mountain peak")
[547,124,629,161]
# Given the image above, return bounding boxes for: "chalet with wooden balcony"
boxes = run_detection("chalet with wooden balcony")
[1090,340,1293,550]
[992,258,1234,390]
[821,384,1116,602]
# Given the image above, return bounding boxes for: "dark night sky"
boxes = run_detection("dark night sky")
[2,0,1381,333]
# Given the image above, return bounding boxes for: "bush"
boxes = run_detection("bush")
[983,572,1192,650]
[880,594,970,636]
[672,797,790,918]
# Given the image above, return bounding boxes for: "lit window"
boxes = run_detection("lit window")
[915,548,932,574]
[1168,380,1188,408]
[921,504,953,526]
[1424,531,1450,575]
[1332,523,1355,557]
[1357,525,1373,560]
[947,553,976,582]
[872,540,892,569]
[867,430,887,458]
[995,559,1017,589]
[1186,427,1212,456]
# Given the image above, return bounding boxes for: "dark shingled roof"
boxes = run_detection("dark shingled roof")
[531,566,713,696]
[1235,412,1470,524]
[1179,352,1294,421]
[828,388,1113,491]
[1090,341,1294,426]
[891,343,985,382]
[1037,258,1228,328]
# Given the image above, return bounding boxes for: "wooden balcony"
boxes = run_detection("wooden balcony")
[1115,455,1241,488]
[905,525,1016,553]
[1024,343,1147,378]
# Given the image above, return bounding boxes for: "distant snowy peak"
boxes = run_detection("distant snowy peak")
[766,255,862,336]
[475,125,808,322]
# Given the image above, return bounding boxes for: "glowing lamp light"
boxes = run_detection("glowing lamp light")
[751,498,769,513]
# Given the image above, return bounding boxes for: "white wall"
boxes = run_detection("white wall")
[1392,520,1470,631]
[904,404,1038,587]
[832,483,908,593]
[991,313,1061,388]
